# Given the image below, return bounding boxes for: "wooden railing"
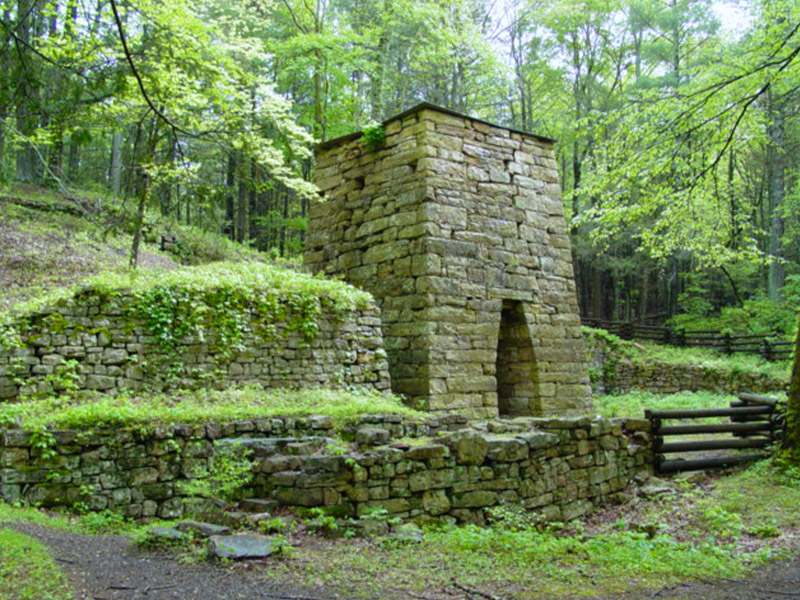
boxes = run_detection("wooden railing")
[582,319,794,361]
[646,393,784,473]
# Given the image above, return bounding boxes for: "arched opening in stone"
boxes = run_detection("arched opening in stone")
[496,300,540,417]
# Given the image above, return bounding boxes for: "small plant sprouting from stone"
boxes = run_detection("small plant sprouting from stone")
[306,507,338,534]
[44,359,81,395]
[180,443,255,502]
[361,121,386,152]
[29,426,57,462]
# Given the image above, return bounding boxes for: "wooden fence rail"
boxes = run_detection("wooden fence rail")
[582,319,793,361]
[645,393,784,473]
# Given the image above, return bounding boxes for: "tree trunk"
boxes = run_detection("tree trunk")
[15,0,39,183]
[110,131,124,196]
[782,314,800,452]
[766,89,785,301]
[224,152,236,239]
[67,133,81,181]
[129,175,149,268]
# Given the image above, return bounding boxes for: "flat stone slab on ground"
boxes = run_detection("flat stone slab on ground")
[147,526,187,541]
[208,534,278,560]
[176,521,230,538]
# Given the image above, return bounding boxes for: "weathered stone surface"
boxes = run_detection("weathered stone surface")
[485,436,528,462]
[356,428,390,446]
[208,534,278,560]
[147,526,187,541]
[0,414,652,527]
[447,430,489,465]
[516,431,559,450]
[0,289,391,401]
[238,498,278,513]
[176,520,231,538]
[306,103,591,419]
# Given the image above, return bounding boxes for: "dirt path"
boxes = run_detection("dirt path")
[638,558,800,600]
[9,522,349,600]
[11,521,800,600]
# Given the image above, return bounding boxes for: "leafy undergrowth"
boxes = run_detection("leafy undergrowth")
[0,527,74,600]
[0,184,268,313]
[88,259,373,311]
[585,327,791,381]
[0,386,422,430]
[638,343,791,380]
[594,390,738,419]
[257,460,800,599]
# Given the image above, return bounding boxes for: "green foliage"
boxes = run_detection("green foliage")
[29,426,58,462]
[0,386,421,430]
[43,359,81,396]
[305,507,339,534]
[0,529,74,600]
[77,509,128,534]
[669,297,799,339]
[2,260,375,391]
[180,442,255,502]
[361,121,386,152]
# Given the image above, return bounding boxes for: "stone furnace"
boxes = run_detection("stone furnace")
[305,103,590,418]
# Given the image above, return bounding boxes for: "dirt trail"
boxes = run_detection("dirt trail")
[9,522,348,600]
[10,521,800,600]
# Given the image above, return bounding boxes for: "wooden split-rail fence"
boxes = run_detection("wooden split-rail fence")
[645,393,785,473]
[582,319,794,361]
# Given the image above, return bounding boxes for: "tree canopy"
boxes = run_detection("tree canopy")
[1,0,799,333]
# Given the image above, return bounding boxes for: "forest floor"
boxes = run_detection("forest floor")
[5,506,800,600]
[4,460,800,600]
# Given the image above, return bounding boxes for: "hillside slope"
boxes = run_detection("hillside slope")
[0,185,263,313]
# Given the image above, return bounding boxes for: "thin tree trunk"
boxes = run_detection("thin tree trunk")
[110,131,124,196]
[67,133,80,181]
[129,176,149,268]
[224,152,236,239]
[766,90,785,301]
[15,0,38,182]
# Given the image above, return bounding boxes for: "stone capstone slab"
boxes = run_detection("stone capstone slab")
[208,534,278,560]
[176,520,231,538]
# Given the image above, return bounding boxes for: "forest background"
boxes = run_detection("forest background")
[0,0,798,336]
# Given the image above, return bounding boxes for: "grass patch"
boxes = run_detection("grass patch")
[593,390,737,419]
[0,386,422,430]
[270,520,756,599]
[705,459,800,534]
[0,528,74,600]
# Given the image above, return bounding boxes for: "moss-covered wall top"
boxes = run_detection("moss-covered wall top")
[0,263,390,400]
[305,103,590,419]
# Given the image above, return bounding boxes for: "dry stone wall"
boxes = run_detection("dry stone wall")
[585,331,788,395]
[606,362,787,395]
[0,414,652,524]
[306,103,590,419]
[0,290,390,400]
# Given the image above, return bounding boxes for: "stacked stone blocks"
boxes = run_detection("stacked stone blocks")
[0,414,652,523]
[306,103,590,418]
[0,291,390,400]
